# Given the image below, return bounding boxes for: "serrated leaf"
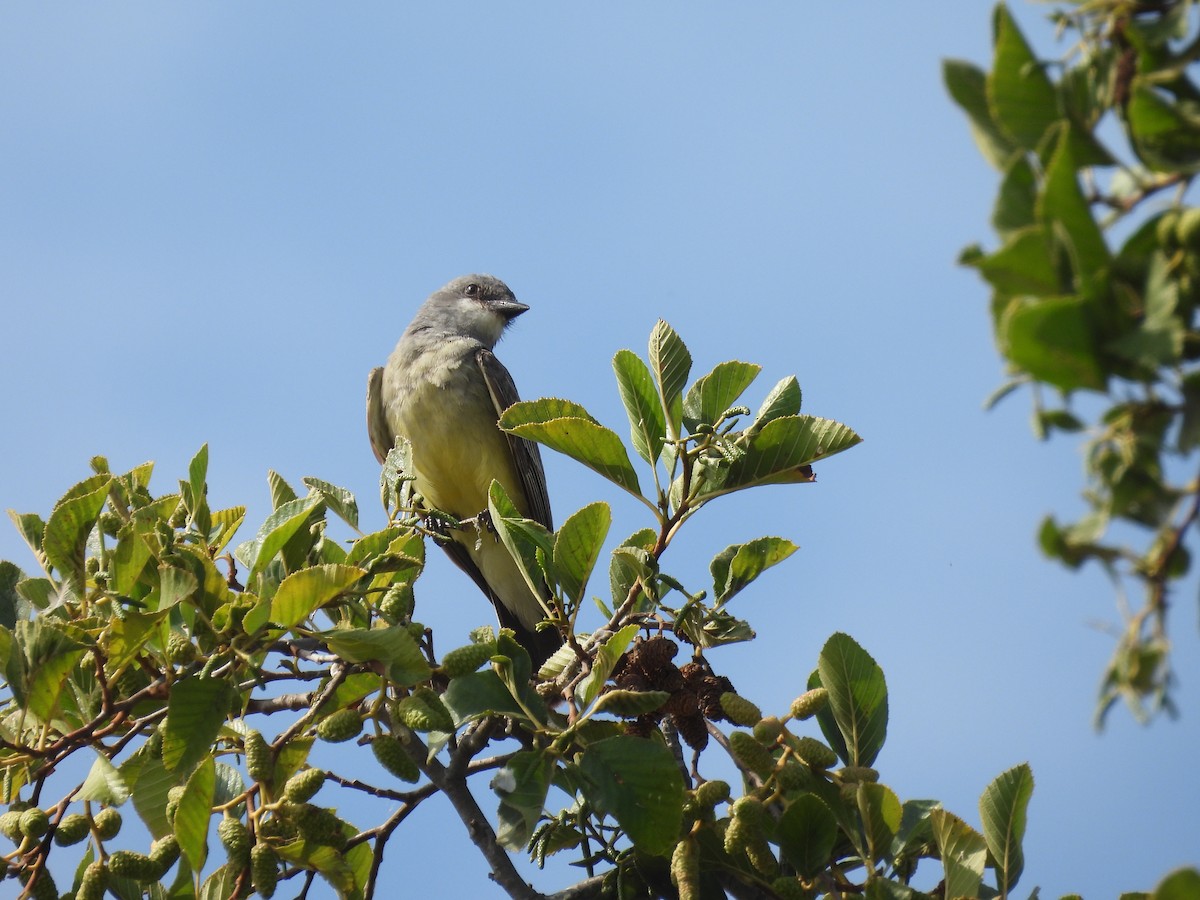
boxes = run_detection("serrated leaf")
[817,633,887,767]
[930,808,988,899]
[703,416,859,499]
[163,677,234,773]
[1038,127,1110,289]
[267,469,298,511]
[270,564,366,629]
[576,623,641,710]
[750,376,802,433]
[1003,296,1106,392]
[157,563,198,610]
[235,495,324,581]
[987,4,1060,151]
[609,528,656,610]
[857,782,902,865]
[682,360,760,433]
[493,750,553,851]
[443,668,542,726]
[303,477,359,531]
[14,619,85,720]
[42,474,112,593]
[7,511,46,562]
[502,414,642,498]
[613,349,667,464]
[177,755,215,871]
[776,793,838,878]
[648,321,692,439]
[710,537,798,605]
[553,502,611,607]
[128,749,175,839]
[592,689,670,718]
[208,506,246,554]
[943,57,1018,169]
[579,735,684,857]
[487,480,555,605]
[78,752,131,806]
[318,625,431,686]
[500,397,601,428]
[980,762,1034,894]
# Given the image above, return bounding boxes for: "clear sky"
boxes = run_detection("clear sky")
[2,3,1197,897]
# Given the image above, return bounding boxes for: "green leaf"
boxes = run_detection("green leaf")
[608,528,656,610]
[501,412,642,498]
[1153,869,1200,900]
[856,782,902,865]
[14,619,85,720]
[127,748,176,839]
[77,752,131,806]
[817,633,888,767]
[493,750,553,851]
[176,755,216,872]
[648,320,692,439]
[993,152,1037,237]
[1038,126,1110,288]
[268,469,298,510]
[710,537,798,605]
[943,57,1018,169]
[579,735,684,857]
[979,762,1034,894]
[553,502,612,607]
[682,360,761,432]
[930,808,988,900]
[270,564,367,629]
[443,668,543,726]
[6,511,46,563]
[1004,296,1106,392]
[319,625,431,686]
[707,415,859,498]
[968,225,1063,297]
[775,793,838,878]
[1127,86,1200,174]
[500,396,601,427]
[575,623,640,711]
[235,495,324,582]
[0,561,20,630]
[750,376,802,432]
[487,480,555,604]
[303,477,359,531]
[613,349,667,464]
[42,474,112,593]
[185,444,212,536]
[157,563,198,610]
[163,677,234,773]
[987,3,1060,151]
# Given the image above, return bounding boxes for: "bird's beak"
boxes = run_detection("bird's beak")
[493,299,530,320]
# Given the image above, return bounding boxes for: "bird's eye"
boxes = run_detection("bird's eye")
[464,283,480,296]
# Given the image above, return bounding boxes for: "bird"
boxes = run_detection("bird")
[366,274,561,667]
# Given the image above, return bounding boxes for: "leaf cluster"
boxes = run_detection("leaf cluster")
[945,0,1200,724]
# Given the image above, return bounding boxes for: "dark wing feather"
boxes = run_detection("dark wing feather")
[476,348,553,530]
[366,366,394,465]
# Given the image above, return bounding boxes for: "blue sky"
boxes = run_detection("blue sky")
[2,3,1197,896]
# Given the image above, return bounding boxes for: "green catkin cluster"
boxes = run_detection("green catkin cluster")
[790,687,829,720]
[218,816,251,867]
[251,844,279,898]
[53,812,90,846]
[752,716,786,743]
[18,807,49,838]
[694,779,731,809]
[394,689,454,733]
[93,806,122,840]
[669,837,700,900]
[770,876,808,900]
[285,802,348,849]
[108,850,159,882]
[440,640,497,677]
[245,730,273,782]
[0,810,23,841]
[283,768,326,803]
[718,692,763,727]
[728,730,775,778]
[164,786,186,826]
[151,834,181,872]
[726,797,777,878]
[792,736,839,770]
[316,708,363,743]
[372,735,420,783]
[77,862,109,900]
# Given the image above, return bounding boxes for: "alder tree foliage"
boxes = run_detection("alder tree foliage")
[3,321,1046,900]
[946,0,1200,725]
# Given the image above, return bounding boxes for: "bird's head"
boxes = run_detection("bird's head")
[418,274,529,347]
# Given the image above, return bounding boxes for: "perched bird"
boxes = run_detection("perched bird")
[366,274,561,666]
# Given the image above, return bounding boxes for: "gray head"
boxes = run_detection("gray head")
[408,274,528,348]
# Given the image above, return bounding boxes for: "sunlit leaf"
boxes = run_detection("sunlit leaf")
[270,564,366,629]
[613,349,667,464]
[817,633,887,767]
[579,735,684,857]
[980,763,1034,894]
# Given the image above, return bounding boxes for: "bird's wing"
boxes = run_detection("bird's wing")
[366,366,394,465]
[476,348,553,531]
